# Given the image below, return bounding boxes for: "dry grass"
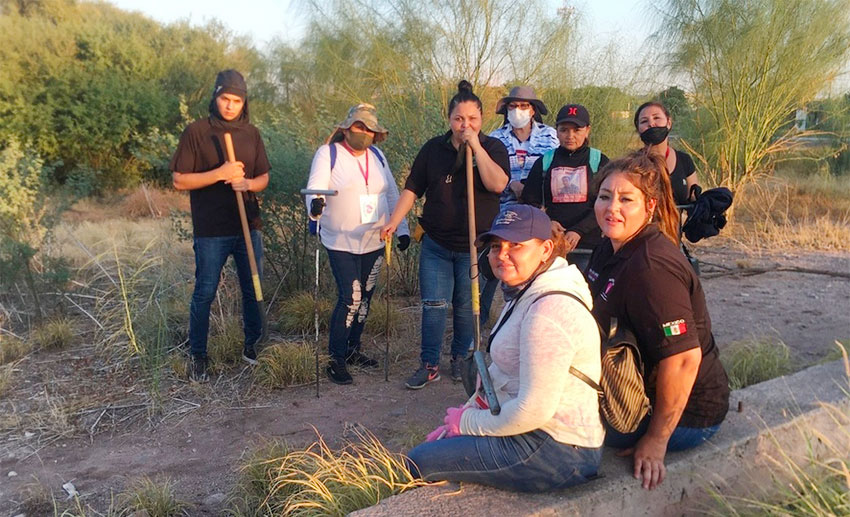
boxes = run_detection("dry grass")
[0,360,18,398]
[121,475,191,516]
[120,185,189,219]
[723,174,850,251]
[14,478,54,516]
[276,291,333,334]
[1,335,31,364]
[229,428,425,516]
[208,317,245,373]
[709,342,850,516]
[31,317,76,351]
[253,340,319,388]
[722,336,794,390]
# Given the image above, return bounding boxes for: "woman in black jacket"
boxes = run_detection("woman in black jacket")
[521,104,609,271]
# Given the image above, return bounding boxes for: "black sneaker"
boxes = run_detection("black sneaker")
[189,354,209,383]
[346,350,379,368]
[450,357,464,382]
[326,360,353,385]
[242,342,259,365]
[405,364,440,390]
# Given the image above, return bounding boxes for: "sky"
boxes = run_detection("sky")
[107,0,654,53]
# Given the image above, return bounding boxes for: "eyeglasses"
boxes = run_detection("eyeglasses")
[508,102,532,110]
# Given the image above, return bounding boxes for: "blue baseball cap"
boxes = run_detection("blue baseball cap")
[476,205,552,246]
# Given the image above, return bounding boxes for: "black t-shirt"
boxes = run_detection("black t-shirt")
[520,144,609,250]
[670,149,696,205]
[170,119,271,237]
[404,131,510,252]
[585,225,729,428]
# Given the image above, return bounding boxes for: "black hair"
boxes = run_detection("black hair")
[633,101,670,130]
[447,80,482,118]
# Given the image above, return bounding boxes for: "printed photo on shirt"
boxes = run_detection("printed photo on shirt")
[550,165,588,203]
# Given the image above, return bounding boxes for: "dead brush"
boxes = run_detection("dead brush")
[253,340,318,388]
[230,427,426,516]
[31,316,76,351]
[0,360,19,398]
[725,174,850,251]
[120,184,189,219]
[722,336,793,390]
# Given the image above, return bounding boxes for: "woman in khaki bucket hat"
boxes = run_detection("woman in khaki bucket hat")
[304,103,409,385]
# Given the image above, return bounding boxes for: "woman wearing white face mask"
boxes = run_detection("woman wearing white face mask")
[490,86,559,207]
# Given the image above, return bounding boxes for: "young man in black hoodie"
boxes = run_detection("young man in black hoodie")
[520,104,609,271]
[171,70,271,382]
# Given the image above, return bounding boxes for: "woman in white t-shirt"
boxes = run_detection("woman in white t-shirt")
[304,104,409,385]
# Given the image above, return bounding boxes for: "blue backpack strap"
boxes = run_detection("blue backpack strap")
[329,143,337,170]
[369,145,386,168]
[589,147,601,174]
[541,148,556,173]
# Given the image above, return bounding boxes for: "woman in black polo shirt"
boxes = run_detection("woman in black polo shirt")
[634,101,699,204]
[585,150,729,490]
[382,81,510,389]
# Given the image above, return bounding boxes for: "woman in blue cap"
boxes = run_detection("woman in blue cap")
[406,204,604,492]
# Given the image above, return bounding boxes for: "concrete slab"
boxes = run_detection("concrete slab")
[352,360,850,517]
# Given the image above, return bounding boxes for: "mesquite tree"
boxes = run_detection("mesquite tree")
[658,0,850,189]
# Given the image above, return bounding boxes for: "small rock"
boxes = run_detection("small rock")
[7,470,17,477]
[62,482,79,498]
[389,408,406,417]
[13,513,26,517]
[203,492,227,506]
[24,431,34,439]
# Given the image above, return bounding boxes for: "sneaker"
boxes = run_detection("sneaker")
[242,342,259,366]
[346,350,379,368]
[405,364,440,390]
[189,354,209,383]
[450,356,464,383]
[326,359,353,385]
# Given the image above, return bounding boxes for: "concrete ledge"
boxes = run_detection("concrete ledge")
[353,360,850,517]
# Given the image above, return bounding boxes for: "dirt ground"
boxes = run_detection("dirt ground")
[1,242,848,515]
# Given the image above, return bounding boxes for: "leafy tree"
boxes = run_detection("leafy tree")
[658,0,850,189]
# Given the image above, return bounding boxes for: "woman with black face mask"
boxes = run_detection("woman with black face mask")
[304,104,410,385]
[634,102,699,204]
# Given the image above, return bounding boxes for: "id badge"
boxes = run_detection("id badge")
[360,194,379,224]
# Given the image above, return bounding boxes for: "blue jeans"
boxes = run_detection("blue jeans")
[189,231,263,357]
[418,235,474,366]
[407,430,602,492]
[604,416,720,452]
[326,248,383,362]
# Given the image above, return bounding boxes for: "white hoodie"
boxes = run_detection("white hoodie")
[461,257,605,448]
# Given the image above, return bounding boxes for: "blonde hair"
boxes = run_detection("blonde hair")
[593,149,679,245]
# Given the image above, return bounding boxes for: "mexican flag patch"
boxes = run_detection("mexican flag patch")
[663,319,687,336]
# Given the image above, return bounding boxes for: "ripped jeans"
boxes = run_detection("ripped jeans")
[418,235,473,366]
[326,248,383,362]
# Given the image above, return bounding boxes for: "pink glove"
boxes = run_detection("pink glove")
[426,425,448,442]
[443,406,469,438]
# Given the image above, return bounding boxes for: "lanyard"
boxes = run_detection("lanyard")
[357,151,370,188]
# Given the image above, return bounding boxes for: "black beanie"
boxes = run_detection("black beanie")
[213,69,247,100]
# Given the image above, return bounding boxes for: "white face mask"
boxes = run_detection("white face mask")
[507,108,533,129]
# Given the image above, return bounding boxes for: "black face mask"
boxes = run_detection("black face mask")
[639,126,670,146]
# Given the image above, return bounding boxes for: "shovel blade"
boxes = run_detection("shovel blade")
[460,353,476,396]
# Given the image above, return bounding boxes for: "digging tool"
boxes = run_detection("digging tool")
[461,143,501,415]
[300,188,339,398]
[223,133,268,346]
[384,236,392,382]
